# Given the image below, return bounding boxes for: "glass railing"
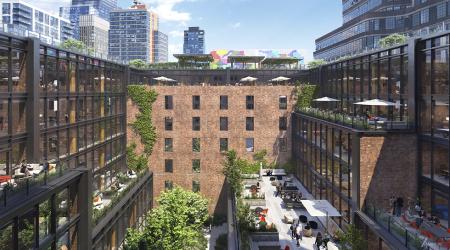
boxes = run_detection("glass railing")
[364,203,430,250]
[297,107,410,131]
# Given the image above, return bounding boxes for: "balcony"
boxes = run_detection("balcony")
[297,107,410,131]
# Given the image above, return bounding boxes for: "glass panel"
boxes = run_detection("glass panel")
[11,50,26,92]
[57,188,69,228]
[39,199,51,241]
[19,209,36,249]
[11,99,26,134]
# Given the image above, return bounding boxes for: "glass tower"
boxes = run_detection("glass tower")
[71,0,117,20]
[183,27,205,54]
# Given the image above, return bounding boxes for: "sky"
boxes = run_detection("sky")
[26,0,343,63]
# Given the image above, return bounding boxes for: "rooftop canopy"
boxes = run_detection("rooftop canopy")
[261,57,301,65]
[228,56,265,64]
[173,54,214,67]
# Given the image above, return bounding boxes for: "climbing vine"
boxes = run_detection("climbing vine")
[127,85,158,156]
[295,82,317,109]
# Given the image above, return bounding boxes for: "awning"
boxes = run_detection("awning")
[354,98,396,106]
[313,97,340,102]
[301,200,341,217]
[270,76,291,82]
[153,76,176,82]
[240,76,258,82]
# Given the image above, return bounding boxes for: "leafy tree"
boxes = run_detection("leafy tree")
[336,224,367,250]
[129,59,148,69]
[126,143,148,172]
[296,83,318,109]
[307,59,326,69]
[222,150,243,196]
[379,33,407,48]
[124,187,209,250]
[60,39,88,53]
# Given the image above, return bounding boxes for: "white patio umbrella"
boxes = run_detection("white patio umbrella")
[153,76,176,82]
[269,76,291,82]
[240,76,258,82]
[301,200,341,235]
[354,98,396,106]
[313,97,340,102]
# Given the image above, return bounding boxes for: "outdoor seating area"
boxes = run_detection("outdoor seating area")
[253,169,340,250]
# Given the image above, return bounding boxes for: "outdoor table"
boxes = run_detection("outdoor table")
[421,221,450,240]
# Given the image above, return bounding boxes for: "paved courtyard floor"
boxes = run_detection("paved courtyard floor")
[252,173,339,250]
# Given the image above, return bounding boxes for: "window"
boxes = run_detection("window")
[437,3,446,19]
[220,117,228,131]
[246,138,254,152]
[385,17,395,29]
[192,138,200,152]
[164,138,173,152]
[220,95,228,109]
[279,117,287,130]
[192,117,200,131]
[165,180,173,190]
[165,95,173,109]
[420,9,429,24]
[192,95,200,109]
[192,180,200,192]
[279,96,287,109]
[192,159,200,173]
[165,159,173,173]
[165,117,173,131]
[412,12,420,26]
[279,137,287,152]
[220,138,228,152]
[246,95,254,109]
[246,117,254,131]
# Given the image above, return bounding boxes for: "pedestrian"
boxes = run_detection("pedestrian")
[396,196,404,217]
[296,223,303,246]
[275,185,280,197]
[289,223,295,239]
[389,194,396,215]
[284,245,290,250]
[315,232,323,248]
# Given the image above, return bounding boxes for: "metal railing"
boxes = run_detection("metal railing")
[364,204,432,250]
[297,107,410,131]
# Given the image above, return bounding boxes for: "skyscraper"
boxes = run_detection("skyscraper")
[314,0,450,61]
[0,0,73,45]
[71,0,117,21]
[109,2,158,63]
[60,5,98,40]
[153,31,168,63]
[79,14,109,57]
[183,27,205,54]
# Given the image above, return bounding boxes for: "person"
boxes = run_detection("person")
[275,185,280,197]
[256,181,260,188]
[315,232,323,248]
[396,196,404,217]
[289,223,295,239]
[365,109,371,119]
[19,160,31,177]
[284,245,290,250]
[389,194,396,215]
[296,223,303,246]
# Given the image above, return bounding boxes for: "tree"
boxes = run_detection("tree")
[336,224,367,250]
[60,39,88,53]
[379,33,407,48]
[124,187,209,250]
[129,59,148,69]
[222,150,243,196]
[307,59,326,69]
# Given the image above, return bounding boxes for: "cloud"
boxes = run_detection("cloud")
[168,43,183,61]
[144,0,194,23]
[169,30,184,37]
[230,22,241,29]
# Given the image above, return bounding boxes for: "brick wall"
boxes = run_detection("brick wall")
[359,134,418,210]
[127,85,296,214]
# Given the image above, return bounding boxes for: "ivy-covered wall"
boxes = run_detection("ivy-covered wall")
[127,85,158,170]
[296,83,317,109]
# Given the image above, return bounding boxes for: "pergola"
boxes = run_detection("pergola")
[228,56,265,69]
[173,54,214,69]
[261,57,301,69]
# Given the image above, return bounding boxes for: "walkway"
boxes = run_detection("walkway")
[256,173,339,250]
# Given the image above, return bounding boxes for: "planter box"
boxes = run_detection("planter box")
[243,199,266,207]
[250,231,279,242]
